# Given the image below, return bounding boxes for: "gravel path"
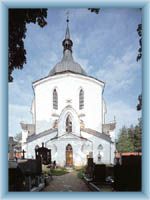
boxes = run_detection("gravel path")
[43,170,90,192]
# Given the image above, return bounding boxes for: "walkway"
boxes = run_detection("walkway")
[43,170,90,192]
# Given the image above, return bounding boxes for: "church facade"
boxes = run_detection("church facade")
[21,19,116,167]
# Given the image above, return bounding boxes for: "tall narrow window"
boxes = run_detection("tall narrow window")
[66,115,72,133]
[79,89,84,109]
[53,89,58,109]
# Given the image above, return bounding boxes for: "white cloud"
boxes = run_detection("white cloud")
[9,104,32,137]
[74,53,94,74]
[106,100,141,138]
[95,47,140,94]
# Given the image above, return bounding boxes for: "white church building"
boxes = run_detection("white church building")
[21,18,116,167]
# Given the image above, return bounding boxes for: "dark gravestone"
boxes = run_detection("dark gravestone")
[114,155,141,191]
[93,164,106,182]
[35,145,51,165]
[18,159,42,175]
[85,158,94,178]
[106,166,114,177]
[9,167,25,191]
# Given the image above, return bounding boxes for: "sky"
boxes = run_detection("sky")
[9,8,142,138]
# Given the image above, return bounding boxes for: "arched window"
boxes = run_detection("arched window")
[98,144,103,150]
[79,89,84,109]
[66,115,72,133]
[53,89,58,109]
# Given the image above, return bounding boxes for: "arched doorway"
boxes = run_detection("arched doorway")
[66,144,73,166]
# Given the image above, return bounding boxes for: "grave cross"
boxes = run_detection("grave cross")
[22,149,26,159]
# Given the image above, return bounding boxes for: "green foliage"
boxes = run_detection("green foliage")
[51,168,69,176]
[116,119,142,153]
[117,126,134,152]
[137,94,142,111]
[75,167,85,179]
[136,23,142,62]
[9,9,47,82]
[134,118,142,152]
[88,8,100,14]
[42,166,68,176]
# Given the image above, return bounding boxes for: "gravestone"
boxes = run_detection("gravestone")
[93,164,106,182]
[35,143,51,165]
[114,155,141,191]
[85,158,94,179]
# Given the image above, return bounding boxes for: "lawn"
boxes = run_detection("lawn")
[42,165,69,176]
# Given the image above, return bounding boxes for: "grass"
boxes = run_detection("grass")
[50,168,69,176]
[42,165,69,176]
[75,166,86,179]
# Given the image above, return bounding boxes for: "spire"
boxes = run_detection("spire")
[48,13,87,76]
[65,12,70,39]
[62,11,73,52]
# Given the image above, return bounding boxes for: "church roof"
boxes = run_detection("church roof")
[81,128,112,142]
[49,16,87,77]
[49,50,87,76]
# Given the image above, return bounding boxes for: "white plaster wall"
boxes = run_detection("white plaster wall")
[24,130,115,165]
[24,133,87,166]
[22,130,28,145]
[102,99,107,124]
[31,98,35,124]
[46,137,87,166]
[81,131,113,164]
[109,130,116,143]
[33,73,104,134]
[110,142,116,164]
[24,131,57,158]
[58,106,80,137]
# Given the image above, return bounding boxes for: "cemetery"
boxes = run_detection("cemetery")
[8,137,52,191]
[83,154,141,191]
[8,136,141,192]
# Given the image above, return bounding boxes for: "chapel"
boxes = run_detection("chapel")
[21,17,116,167]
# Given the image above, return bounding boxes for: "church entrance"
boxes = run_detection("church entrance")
[66,144,73,166]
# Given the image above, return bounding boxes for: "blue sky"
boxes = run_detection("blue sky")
[9,8,142,137]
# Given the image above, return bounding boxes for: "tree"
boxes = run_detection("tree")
[9,9,47,82]
[136,10,142,111]
[133,118,142,152]
[14,132,22,152]
[116,120,142,153]
[88,8,100,14]
[136,23,142,62]
[137,94,142,111]
[116,126,134,153]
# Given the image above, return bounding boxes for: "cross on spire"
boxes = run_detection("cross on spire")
[65,10,70,39]
[66,10,69,23]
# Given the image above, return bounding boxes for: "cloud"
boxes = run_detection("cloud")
[9,81,33,106]
[94,47,141,94]
[106,100,141,137]
[9,104,32,137]
[74,53,94,74]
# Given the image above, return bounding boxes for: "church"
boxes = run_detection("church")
[21,18,116,167]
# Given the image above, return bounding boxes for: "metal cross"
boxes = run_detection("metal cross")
[66,10,69,22]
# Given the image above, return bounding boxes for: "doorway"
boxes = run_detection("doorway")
[66,144,73,166]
